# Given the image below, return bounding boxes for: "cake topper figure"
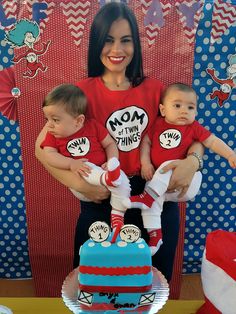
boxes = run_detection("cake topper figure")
[119,225,141,243]
[88,221,141,244]
[88,221,110,243]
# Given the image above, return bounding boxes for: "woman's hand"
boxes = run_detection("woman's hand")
[160,156,199,198]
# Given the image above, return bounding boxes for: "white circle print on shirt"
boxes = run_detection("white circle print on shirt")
[66,137,90,157]
[106,106,148,152]
[159,128,182,149]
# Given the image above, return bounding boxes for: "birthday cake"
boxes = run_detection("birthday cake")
[78,222,156,311]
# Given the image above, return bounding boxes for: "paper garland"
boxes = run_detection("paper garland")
[210,0,236,44]
[0,66,18,121]
[0,0,18,31]
[141,0,171,47]
[175,0,204,45]
[60,0,91,47]
[1,0,236,48]
[23,0,56,35]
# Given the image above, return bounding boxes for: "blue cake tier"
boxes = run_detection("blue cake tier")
[79,235,152,292]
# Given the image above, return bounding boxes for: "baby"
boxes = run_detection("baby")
[123,83,236,255]
[40,84,130,229]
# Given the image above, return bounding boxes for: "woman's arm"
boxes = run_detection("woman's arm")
[35,125,110,202]
[160,142,204,198]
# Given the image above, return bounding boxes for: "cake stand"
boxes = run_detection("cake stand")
[62,267,169,313]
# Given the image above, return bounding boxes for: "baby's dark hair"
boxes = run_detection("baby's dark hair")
[43,84,87,117]
[161,82,197,104]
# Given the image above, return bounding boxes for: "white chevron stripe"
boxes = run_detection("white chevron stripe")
[60,2,90,10]
[68,23,85,30]
[64,24,87,31]
[140,0,152,7]
[69,24,85,31]
[211,29,224,37]
[140,0,152,14]
[60,9,90,16]
[182,30,197,41]
[3,8,17,17]
[146,24,159,32]
[47,3,55,11]
[148,38,156,46]
[214,2,236,17]
[74,39,82,45]
[146,28,158,38]
[162,6,172,14]
[71,31,85,38]
[214,5,236,13]
[214,6,236,15]
[66,16,87,23]
[213,15,236,25]
[2,0,17,17]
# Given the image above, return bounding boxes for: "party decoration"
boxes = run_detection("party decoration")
[144,0,164,27]
[0,66,18,121]
[60,0,91,47]
[141,0,171,46]
[111,222,123,243]
[206,54,236,107]
[88,221,111,243]
[175,0,204,45]
[119,225,141,243]
[99,0,129,8]
[0,0,17,31]
[24,0,55,35]
[5,19,51,78]
[210,0,236,44]
[11,87,21,98]
[5,19,40,47]
[88,222,141,244]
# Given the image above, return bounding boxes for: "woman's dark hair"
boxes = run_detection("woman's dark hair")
[88,2,144,87]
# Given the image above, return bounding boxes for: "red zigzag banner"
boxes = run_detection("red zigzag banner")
[210,0,236,44]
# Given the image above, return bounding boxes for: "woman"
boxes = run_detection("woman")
[35,2,203,282]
